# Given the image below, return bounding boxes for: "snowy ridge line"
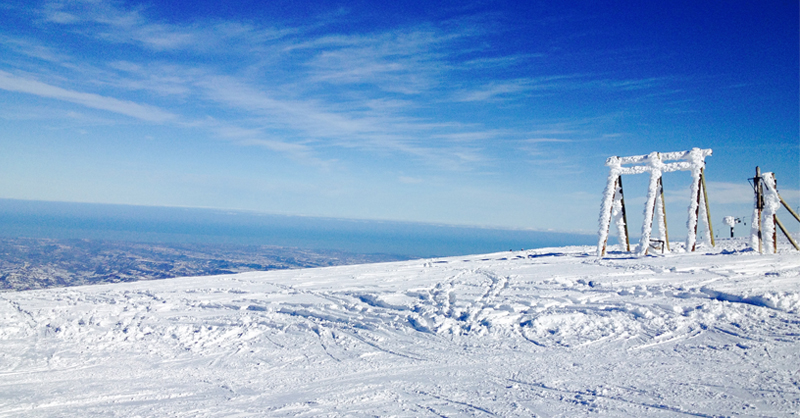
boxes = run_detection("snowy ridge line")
[0,241,798,416]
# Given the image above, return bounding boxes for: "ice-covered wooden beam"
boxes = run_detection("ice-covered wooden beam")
[598,148,713,258]
[606,149,712,166]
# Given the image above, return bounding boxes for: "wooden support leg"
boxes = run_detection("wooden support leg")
[618,176,630,252]
[659,177,670,252]
[691,173,703,252]
[775,215,800,251]
[773,214,778,253]
[780,195,800,223]
[599,174,620,257]
[701,170,714,247]
[756,167,763,253]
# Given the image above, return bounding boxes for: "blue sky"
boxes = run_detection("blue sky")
[0,0,797,236]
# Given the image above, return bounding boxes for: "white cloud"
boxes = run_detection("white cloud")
[6,0,639,175]
[0,71,176,122]
[454,75,669,103]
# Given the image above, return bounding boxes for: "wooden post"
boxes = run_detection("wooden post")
[645,182,659,256]
[618,176,631,252]
[779,195,800,223]
[701,169,714,247]
[691,171,703,252]
[658,177,670,251]
[756,166,763,253]
[775,215,800,251]
[773,214,778,253]
[769,173,800,223]
[773,175,778,253]
[599,174,618,257]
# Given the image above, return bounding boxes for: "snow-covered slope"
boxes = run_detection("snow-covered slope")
[2,240,799,417]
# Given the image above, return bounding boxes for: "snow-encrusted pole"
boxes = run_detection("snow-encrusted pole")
[750,167,763,252]
[654,177,670,252]
[685,148,708,252]
[760,172,781,253]
[613,175,631,252]
[750,170,800,252]
[635,152,664,255]
[598,157,622,257]
[612,177,631,252]
[695,170,714,248]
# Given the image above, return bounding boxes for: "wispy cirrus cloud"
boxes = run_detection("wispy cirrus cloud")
[453,75,669,102]
[2,0,663,176]
[296,28,463,95]
[39,0,298,53]
[0,70,176,122]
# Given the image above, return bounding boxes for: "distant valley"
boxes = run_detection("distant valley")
[0,237,407,292]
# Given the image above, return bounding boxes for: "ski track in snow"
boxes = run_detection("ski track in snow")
[1,240,800,416]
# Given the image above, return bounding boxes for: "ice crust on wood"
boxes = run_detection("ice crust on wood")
[749,172,783,253]
[598,148,712,257]
[596,158,622,256]
[634,152,664,255]
[760,172,781,253]
[612,192,627,248]
[684,148,710,251]
[654,188,667,249]
[750,200,762,251]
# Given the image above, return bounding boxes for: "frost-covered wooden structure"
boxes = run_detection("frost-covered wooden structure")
[598,148,714,257]
[750,167,800,253]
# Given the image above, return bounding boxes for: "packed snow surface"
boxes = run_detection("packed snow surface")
[2,240,800,417]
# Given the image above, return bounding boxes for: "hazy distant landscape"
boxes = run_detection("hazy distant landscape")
[0,237,407,292]
[0,199,597,292]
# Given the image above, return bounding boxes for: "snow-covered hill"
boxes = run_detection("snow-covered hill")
[1,240,799,417]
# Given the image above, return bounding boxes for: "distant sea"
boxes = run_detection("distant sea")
[0,199,595,258]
